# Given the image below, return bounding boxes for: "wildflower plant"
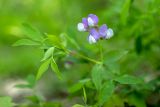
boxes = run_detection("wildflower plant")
[13,14,144,107]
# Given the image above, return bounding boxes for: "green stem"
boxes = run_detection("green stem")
[99,41,103,63]
[68,50,102,64]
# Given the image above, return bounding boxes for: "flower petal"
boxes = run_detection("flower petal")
[88,14,99,26]
[82,18,88,28]
[77,23,86,31]
[90,28,100,40]
[106,28,114,39]
[88,35,96,44]
[99,24,108,38]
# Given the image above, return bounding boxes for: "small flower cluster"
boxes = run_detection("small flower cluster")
[77,14,114,44]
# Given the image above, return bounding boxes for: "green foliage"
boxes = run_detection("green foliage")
[104,50,128,63]
[114,74,143,84]
[47,34,66,50]
[21,23,44,42]
[51,57,62,80]
[91,64,103,90]
[82,87,87,104]
[120,0,132,25]
[0,96,13,107]
[2,0,159,106]
[36,59,51,80]
[13,39,40,46]
[68,82,83,93]
[98,80,115,105]
[41,47,55,61]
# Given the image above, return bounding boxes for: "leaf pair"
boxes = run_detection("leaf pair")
[36,57,62,80]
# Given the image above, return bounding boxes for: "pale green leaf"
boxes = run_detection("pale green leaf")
[13,39,40,46]
[98,81,115,105]
[114,75,143,84]
[51,58,62,79]
[22,23,44,41]
[41,47,54,61]
[36,59,51,80]
[0,96,13,107]
[91,64,103,90]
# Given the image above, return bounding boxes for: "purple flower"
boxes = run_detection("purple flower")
[77,14,114,44]
[99,24,108,38]
[87,14,99,27]
[77,18,88,31]
[88,28,100,44]
[99,24,114,39]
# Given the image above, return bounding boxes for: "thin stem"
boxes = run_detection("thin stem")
[99,41,103,63]
[68,50,102,64]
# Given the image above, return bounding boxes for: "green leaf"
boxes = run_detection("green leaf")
[41,47,54,61]
[104,50,128,63]
[47,34,65,50]
[114,75,143,84]
[0,96,13,107]
[91,64,103,90]
[68,83,83,93]
[120,0,132,25]
[36,59,51,80]
[13,39,40,46]
[82,87,87,104]
[106,62,120,74]
[22,23,44,41]
[72,104,84,107]
[98,81,115,105]
[51,58,62,79]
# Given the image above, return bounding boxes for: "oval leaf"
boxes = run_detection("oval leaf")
[51,58,62,79]
[36,59,51,80]
[41,47,54,61]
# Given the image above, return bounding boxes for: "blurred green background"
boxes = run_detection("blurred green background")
[0,0,159,106]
